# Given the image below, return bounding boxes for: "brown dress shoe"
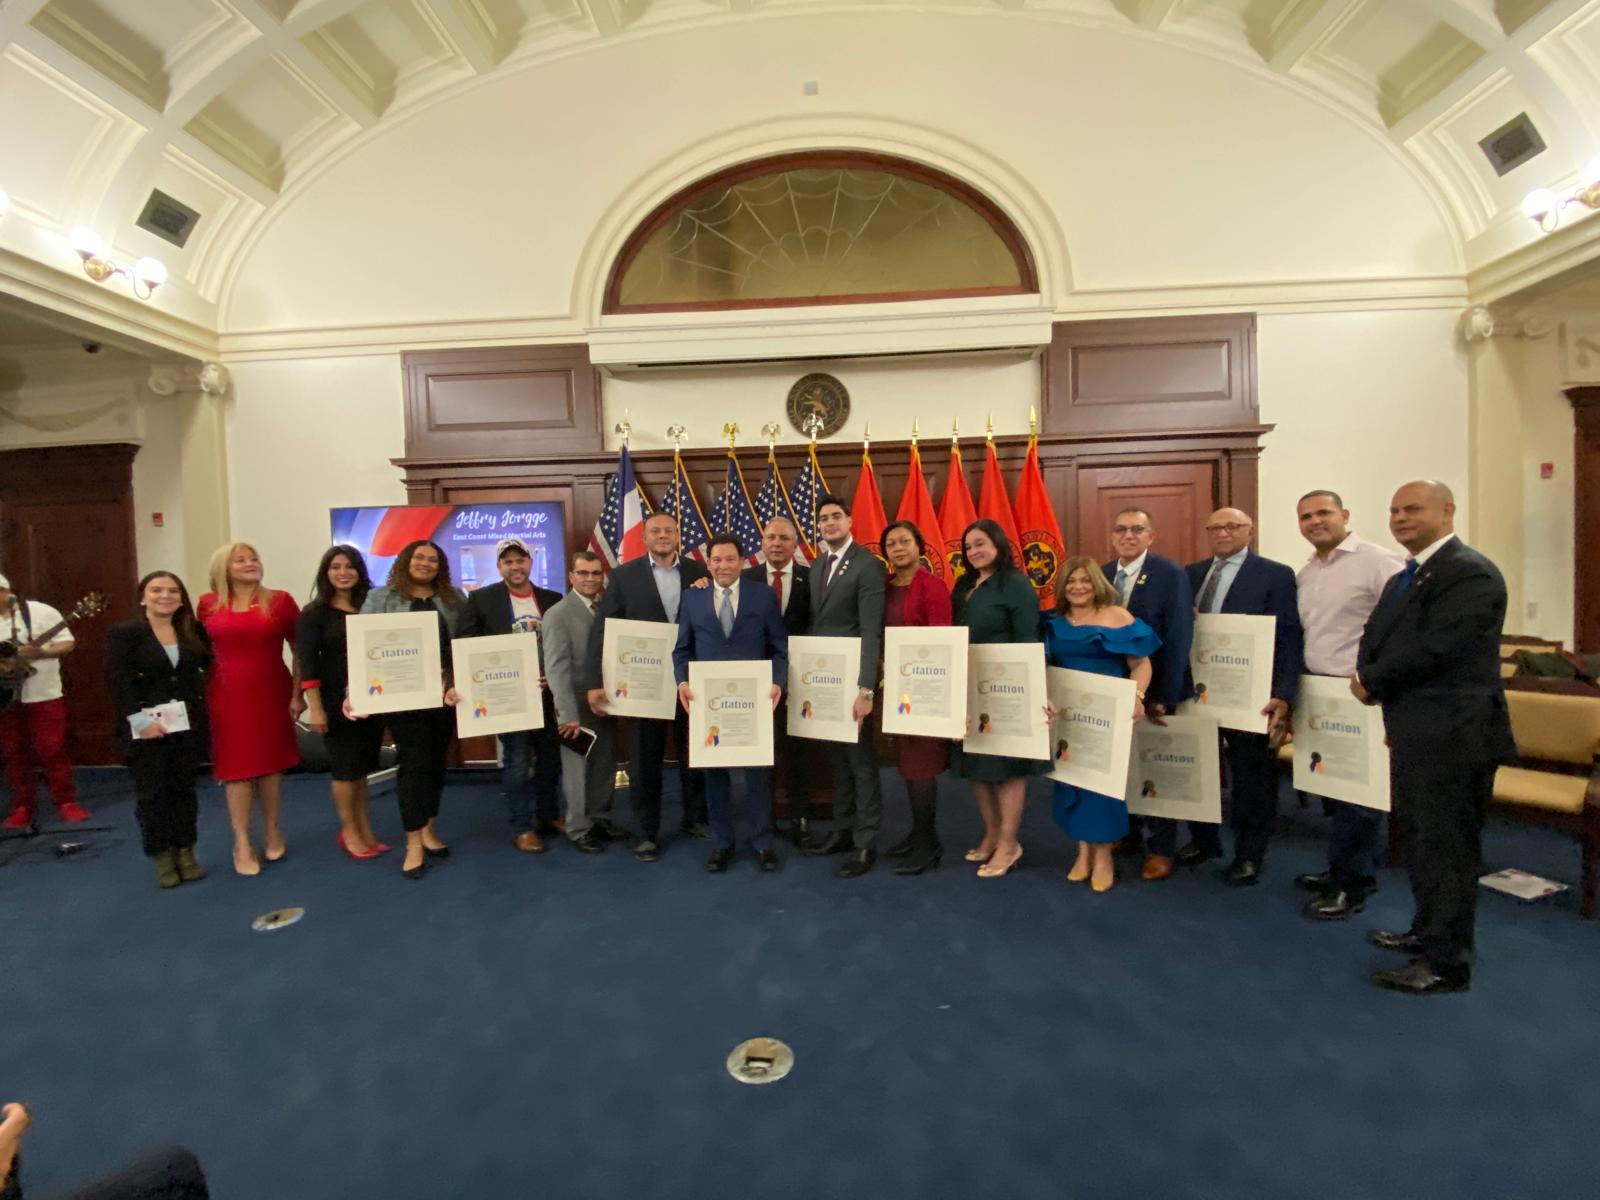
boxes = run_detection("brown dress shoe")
[515,831,546,854]
[1141,853,1174,882]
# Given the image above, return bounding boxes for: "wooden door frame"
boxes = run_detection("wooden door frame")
[1568,386,1600,651]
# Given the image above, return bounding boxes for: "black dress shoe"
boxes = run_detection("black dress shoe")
[1222,859,1260,886]
[633,839,660,863]
[893,839,942,876]
[885,832,917,859]
[837,848,875,878]
[1176,841,1222,867]
[1306,889,1364,920]
[681,822,712,841]
[706,848,733,873]
[423,845,450,860]
[1295,870,1333,893]
[757,848,780,872]
[402,861,429,880]
[1366,929,1423,955]
[572,831,606,855]
[805,829,853,856]
[595,819,632,842]
[1371,958,1470,995]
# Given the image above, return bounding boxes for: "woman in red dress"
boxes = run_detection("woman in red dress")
[198,542,302,876]
[881,519,953,876]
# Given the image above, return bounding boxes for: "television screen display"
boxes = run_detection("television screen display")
[329,503,567,593]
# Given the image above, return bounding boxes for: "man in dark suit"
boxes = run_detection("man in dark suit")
[677,533,789,872]
[457,538,565,853]
[743,516,814,844]
[1355,480,1515,994]
[584,512,711,861]
[1102,506,1195,881]
[1184,507,1304,885]
[804,493,887,878]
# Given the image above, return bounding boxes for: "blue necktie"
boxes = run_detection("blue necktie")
[1114,568,1130,604]
[718,587,735,636]
[1393,559,1419,595]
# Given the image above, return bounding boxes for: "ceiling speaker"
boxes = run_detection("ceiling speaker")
[1478,113,1546,178]
[135,190,201,249]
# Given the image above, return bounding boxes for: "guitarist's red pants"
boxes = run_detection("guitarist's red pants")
[0,698,76,817]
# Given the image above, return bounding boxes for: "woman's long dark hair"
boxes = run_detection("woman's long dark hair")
[386,540,461,607]
[311,544,372,610]
[137,571,206,655]
[953,518,1017,596]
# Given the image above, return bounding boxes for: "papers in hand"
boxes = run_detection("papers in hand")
[129,700,189,736]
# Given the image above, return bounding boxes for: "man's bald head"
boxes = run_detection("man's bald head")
[1203,507,1254,558]
[1389,480,1455,554]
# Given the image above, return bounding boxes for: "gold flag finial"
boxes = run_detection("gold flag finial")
[986,412,994,439]
[666,423,686,451]
[1028,406,1038,437]
[761,421,781,450]
[951,418,960,445]
[863,421,872,454]
[911,418,919,447]
[722,421,739,449]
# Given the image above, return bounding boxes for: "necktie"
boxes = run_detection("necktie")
[719,587,735,635]
[821,553,838,588]
[1393,559,1419,595]
[1196,560,1224,613]
[1114,568,1130,604]
[772,568,785,610]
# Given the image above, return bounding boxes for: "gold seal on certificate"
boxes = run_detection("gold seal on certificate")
[1124,713,1222,825]
[965,642,1049,760]
[1046,667,1136,795]
[451,633,544,738]
[688,660,774,768]
[601,617,679,720]
[1292,675,1391,812]
[786,636,861,744]
[346,611,444,716]
[881,626,968,739]
[1184,613,1276,733]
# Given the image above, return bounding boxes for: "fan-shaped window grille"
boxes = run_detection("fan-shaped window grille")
[605,152,1036,313]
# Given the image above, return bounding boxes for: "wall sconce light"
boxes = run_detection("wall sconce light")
[1522,156,1600,233]
[68,226,167,299]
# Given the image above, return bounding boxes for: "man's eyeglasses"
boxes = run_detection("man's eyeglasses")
[1111,525,1148,535]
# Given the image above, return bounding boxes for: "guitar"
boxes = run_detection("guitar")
[0,592,109,711]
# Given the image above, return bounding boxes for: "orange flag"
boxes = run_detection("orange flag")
[1014,434,1067,609]
[937,439,978,589]
[978,435,1023,566]
[895,442,946,587]
[851,446,889,561]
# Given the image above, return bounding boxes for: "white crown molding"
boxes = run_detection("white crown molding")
[1467,210,1600,305]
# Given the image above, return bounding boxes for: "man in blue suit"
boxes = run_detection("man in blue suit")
[1184,507,1304,885]
[1102,507,1194,881]
[674,533,789,873]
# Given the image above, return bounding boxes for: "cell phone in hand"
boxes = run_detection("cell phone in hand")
[572,726,599,758]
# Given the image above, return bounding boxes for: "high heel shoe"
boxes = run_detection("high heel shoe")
[423,844,450,860]
[964,846,994,863]
[337,830,381,861]
[976,846,1023,878]
[1091,863,1115,893]
[402,859,429,880]
[370,841,392,854]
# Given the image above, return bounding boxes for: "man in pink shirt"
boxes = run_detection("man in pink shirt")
[1293,490,1404,919]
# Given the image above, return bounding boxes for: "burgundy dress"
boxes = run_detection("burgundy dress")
[884,570,951,781]
[198,590,300,782]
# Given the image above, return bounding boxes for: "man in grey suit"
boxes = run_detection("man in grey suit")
[804,493,887,878]
[543,550,625,853]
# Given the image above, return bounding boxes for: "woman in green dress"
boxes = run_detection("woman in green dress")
[951,518,1049,878]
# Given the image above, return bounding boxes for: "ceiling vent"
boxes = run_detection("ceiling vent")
[1479,113,1546,177]
[135,189,201,249]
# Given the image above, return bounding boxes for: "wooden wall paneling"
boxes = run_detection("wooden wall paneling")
[1567,386,1600,651]
[1074,461,1217,567]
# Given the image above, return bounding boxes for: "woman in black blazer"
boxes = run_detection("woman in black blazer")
[105,571,212,889]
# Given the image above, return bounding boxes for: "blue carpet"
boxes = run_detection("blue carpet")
[2,768,1595,1199]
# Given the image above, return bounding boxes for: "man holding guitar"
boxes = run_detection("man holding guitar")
[0,573,91,828]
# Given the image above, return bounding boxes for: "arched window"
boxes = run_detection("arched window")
[604,151,1037,313]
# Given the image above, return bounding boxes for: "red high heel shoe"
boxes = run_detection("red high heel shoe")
[337,830,382,861]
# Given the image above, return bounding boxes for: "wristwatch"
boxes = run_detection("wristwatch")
[857,686,875,699]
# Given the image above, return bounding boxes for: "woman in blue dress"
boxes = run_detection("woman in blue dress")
[1042,555,1159,893]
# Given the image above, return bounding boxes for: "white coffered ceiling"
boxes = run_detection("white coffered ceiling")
[1,0,1598,347]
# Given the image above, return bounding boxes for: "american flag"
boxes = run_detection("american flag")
[788,441,830,557]
[706,449,765,565]
[658,448,712,561]
[753,448,811,564]
[587,442,650,571]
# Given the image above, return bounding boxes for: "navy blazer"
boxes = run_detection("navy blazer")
[1186,550,1304,703]
[741,562,811,637]
[583,554,710,691]
[1103,552,1193,712]
[1357,537,1515,766]
[673,578,789,689]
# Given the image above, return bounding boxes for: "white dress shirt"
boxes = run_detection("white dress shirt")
[1297,533,1404,676]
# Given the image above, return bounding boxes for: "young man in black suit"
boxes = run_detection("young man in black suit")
[584,513,711,860]
[1102,506,1194,881]
[1355,480,1515,995]
[458,538,564,853]
[743,516,814,844]
[1185,508,1305,885]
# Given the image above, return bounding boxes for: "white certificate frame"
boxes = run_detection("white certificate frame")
[1183,612,1276,733]
[881,626,969,739]
[688,660,775,769]
[345,611,444,716]
[786,635,863,745]
[1292,675,1391,812]
[1046,667,1136,796]
[600,618,679,720]
[450,633,545,738]
[964,642,1050,761]
[1124,713,1223,825]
